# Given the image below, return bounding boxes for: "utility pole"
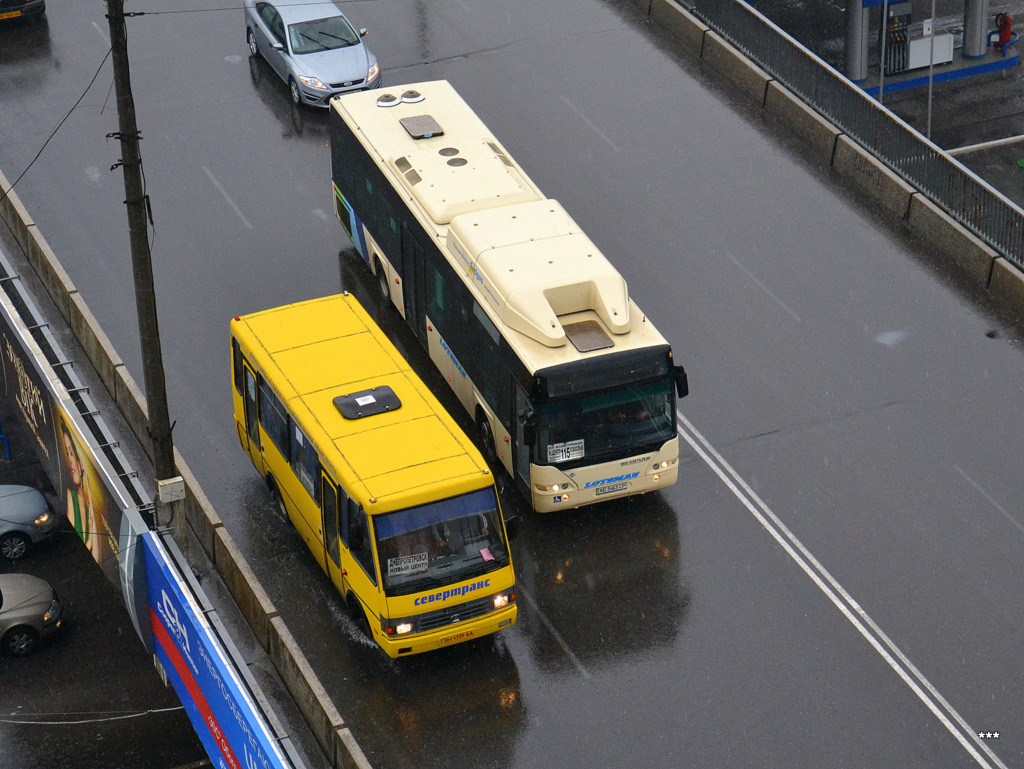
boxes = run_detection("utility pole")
[105,0,184,535]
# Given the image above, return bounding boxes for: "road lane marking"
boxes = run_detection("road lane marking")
[955,465,1024,535]
[677,411,1007,769]
[202,166,254,230]
[726,252,801,322]
[559,95,620,152]
[517,585,591,680]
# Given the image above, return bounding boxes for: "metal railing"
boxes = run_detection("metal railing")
[682,0,1024,270]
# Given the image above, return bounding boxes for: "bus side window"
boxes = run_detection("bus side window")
[232,338,244,395]
[291,424,320,505]
[348,503,377,586]
[258,377,290,457]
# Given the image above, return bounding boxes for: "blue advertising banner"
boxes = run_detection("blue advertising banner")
[142,532,293,769]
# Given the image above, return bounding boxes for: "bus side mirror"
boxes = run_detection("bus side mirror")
[504,515,520,542]
[520,411,536,448]
[674,365,689,398]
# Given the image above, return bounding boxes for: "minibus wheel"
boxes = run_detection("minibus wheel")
[268,481,290,525]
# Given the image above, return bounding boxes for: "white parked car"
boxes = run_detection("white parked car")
[0,572,62,656]
[0,484,58,560]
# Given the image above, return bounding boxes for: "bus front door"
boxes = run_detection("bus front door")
[240,362,265,474]
[321,472,349,596]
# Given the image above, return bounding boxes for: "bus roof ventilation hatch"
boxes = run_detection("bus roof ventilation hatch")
[563,320,614,353]
[400,115,444,140]
[334,386,402,419]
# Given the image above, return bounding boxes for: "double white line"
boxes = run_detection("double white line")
[677,411,1007,769]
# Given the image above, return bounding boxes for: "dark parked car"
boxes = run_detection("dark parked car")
[244,0,381,107]
[0,572,62,656]
[0,0,46,22]
[0,484,58,560]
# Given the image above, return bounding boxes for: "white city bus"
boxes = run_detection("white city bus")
[329,80,688,512]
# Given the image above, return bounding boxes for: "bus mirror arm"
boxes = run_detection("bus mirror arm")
[504,515,520,542]
[674,365,689,399]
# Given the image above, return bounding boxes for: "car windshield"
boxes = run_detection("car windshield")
[374,488,509,597]
[536,376,676,468]
[288,15,359,54]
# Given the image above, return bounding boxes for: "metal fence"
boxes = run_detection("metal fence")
[681,0,1024,271]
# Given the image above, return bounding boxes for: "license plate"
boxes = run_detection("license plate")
[0,10,23,18]
[439,629,474,646]
[595,481,629,496]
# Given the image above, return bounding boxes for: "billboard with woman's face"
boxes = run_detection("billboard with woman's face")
[0,291,129,586]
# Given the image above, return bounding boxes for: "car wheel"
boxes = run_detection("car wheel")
[247,28,258,57]
[2,626,39,657]
[375,258,389,302]
[289,78,302,107]
[0,532,29,560]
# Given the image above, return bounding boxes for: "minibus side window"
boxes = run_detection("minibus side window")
[349,503,377,586]
[258,377,290,456]
[232,338,244,395]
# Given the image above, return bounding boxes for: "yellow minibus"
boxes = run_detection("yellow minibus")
[230,292,516,657]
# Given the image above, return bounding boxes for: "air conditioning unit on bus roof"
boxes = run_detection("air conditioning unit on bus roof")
[446,199,630,348]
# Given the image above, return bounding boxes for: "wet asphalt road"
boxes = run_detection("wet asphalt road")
[2,1,1024,768]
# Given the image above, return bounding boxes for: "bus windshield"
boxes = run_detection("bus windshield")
[536,376,675,468]
[374,487,510,597]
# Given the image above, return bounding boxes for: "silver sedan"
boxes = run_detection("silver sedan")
[244,0,381,108]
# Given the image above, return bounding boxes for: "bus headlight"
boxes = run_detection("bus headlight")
[535,482,572,493]
[382,617,416,636]
[493,589,515,610]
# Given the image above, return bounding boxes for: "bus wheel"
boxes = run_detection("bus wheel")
[348,595,373,638]
[270,483,290,525]
[374,258,389,302]
[478,416,497,466]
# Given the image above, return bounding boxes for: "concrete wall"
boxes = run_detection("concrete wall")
[0,168,371,769]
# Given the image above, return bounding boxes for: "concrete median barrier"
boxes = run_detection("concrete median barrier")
[701,31,772,107]
[906,193,997,287]
[764,81,841,167]
[832,135,915,222]
[988,257,1024,315]
[651,0,708,58]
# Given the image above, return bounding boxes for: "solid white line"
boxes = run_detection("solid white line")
[558,95,620,152]
[202,166,254,230]
[954,465,1024,535]
[516,585,591,680]
[676,411,1007,769]
[726,252,801,322]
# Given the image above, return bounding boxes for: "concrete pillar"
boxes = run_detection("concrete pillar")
[963,0,991,58]
[845,0,870,81]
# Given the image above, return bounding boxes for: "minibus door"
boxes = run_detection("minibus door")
[321,472,349,596]
[240,362,264,474]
